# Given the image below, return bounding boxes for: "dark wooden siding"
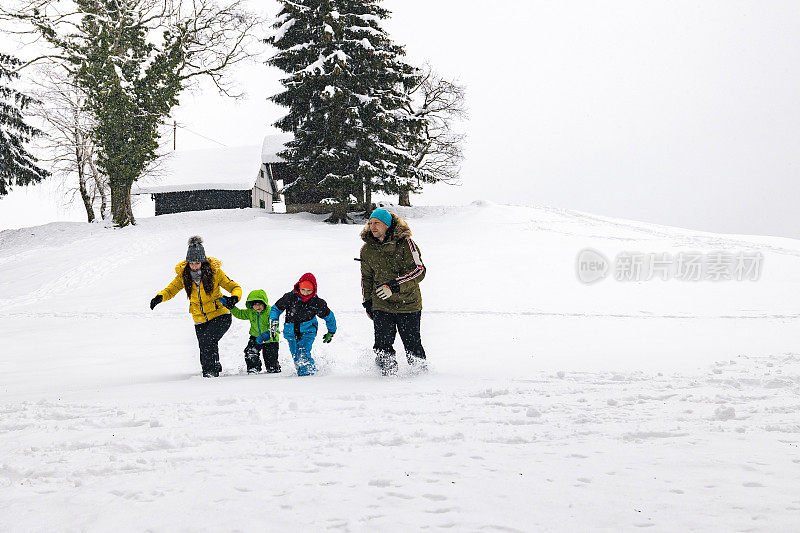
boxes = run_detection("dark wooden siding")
[154,189,251,216]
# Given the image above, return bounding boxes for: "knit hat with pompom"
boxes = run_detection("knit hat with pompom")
[186,236,207,263]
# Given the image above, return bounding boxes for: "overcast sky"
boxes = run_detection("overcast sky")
[2,0,799,238]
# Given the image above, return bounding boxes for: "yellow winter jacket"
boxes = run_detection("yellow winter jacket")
[158,257,242,323]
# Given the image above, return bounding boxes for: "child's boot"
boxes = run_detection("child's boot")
[244,346,262,374]
[294,337,316,376]
[263,344,281,373]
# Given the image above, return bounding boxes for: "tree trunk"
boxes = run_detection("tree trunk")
[356,178,365,207]
[324,201,353,224]
[110,181,135,227]
[99,185,108,220]
[364,180,373,216]
[77,158,95,223]
[399,186,411,207]
[89,157,107,220]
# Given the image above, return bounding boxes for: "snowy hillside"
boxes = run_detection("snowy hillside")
[1,202,799,531]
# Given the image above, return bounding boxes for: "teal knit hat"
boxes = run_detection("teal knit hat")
[369,208,392,227]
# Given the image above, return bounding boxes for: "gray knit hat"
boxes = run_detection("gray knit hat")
[186,236,207,263]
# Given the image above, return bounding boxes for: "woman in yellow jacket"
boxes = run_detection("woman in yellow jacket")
[150,236,242,377]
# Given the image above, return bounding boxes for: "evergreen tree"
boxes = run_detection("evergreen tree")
[267,0,422,219]
[267,0,341,205]
[337,0,422,211]
[70,0,184,227]
[0,53,49,196]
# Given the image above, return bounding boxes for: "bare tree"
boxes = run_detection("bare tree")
[5,0,264,227]
[29,67,107,222]
[402,63,468,206]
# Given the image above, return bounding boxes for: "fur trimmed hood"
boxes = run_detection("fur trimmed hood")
[174,257,222,275]
[360,213,412,244]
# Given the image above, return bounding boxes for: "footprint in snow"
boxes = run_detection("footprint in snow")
[425,507,458,514]
[385,491,414,500]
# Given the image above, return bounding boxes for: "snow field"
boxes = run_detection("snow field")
[2,354,799,531]
[1,202,799,531]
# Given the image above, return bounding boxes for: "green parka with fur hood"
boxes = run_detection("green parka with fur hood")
[360,213,426,313]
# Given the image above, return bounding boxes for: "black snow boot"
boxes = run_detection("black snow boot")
[375,352,398,376]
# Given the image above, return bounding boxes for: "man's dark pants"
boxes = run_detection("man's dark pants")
[372,310,425,371]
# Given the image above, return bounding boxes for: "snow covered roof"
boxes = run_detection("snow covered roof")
[133,145,261,194]
[261,133,293,164]
[132,135,293,194]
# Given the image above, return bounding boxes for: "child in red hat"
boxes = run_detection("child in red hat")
[269,273,336,376]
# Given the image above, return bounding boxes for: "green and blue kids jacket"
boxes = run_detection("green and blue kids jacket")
[230,289,279,343]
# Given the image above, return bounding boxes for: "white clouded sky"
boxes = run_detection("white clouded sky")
[2,1,799,238]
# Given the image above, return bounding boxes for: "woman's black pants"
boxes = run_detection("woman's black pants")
[194,313,232,374]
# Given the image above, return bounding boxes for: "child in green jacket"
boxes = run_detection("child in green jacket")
[227,289,281,374]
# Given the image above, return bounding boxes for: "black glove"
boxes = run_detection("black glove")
[362,300,373,320]
[150,295,163,310]
[219,295,238,309]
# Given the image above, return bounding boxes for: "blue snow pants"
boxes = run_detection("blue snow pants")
[284,321,318,376]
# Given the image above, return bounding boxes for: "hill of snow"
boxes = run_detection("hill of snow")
[1,202,799,531]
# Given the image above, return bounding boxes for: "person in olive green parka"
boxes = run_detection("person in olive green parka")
[229,289,281,374]
[360,208,427,375]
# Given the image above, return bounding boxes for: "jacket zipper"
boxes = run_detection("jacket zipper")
[198,284,209,321]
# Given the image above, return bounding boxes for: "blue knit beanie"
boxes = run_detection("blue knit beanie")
[369,208,392,227]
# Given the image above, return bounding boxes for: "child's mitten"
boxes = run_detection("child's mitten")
[219,295,238,309]
[323,332,335,343]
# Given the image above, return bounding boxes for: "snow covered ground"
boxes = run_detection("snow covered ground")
[1,202,799,531]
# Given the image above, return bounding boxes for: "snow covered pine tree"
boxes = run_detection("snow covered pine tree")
[0,53,49,196]
[267,0,423,221]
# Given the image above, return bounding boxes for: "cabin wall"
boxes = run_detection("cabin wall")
[154,189,251,216]
[252,165,277,211]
